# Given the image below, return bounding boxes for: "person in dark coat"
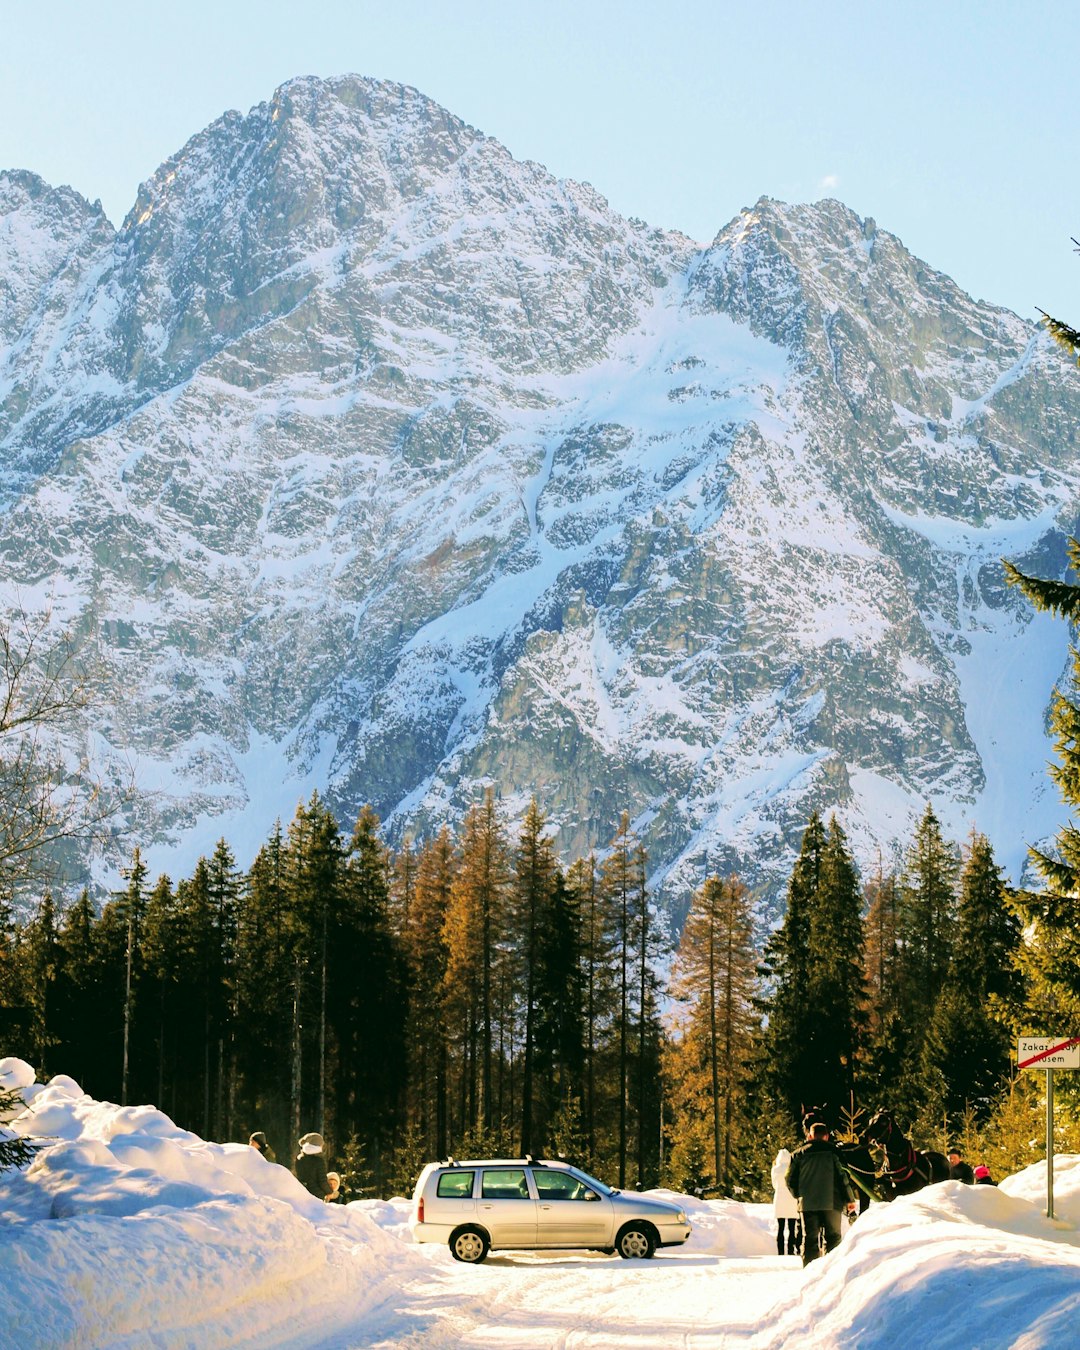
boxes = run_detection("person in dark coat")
[974,1164,996,1186]
[296,1131,331,1199]
[785,1122,856,1266]
[249,1131,276,1163]
[947,1146,974,1185]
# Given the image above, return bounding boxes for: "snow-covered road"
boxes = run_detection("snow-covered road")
[360,1248,796,1348]
[7,1060,1080,1350]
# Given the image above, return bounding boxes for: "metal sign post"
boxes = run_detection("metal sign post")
[1047,1068,1054,1220]
[1018,1037,1080,1219]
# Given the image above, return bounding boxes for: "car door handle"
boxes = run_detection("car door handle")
[540,1204,551,1210]
[481,1203,493,1209]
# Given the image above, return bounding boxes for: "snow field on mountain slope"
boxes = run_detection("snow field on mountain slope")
[5,1058,1080,1349]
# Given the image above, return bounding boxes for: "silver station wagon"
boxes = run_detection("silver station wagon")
[410,1156,691,1263]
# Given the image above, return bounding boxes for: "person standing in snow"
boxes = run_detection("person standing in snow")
[249,1131,276,1163]
[771,1148,802,1255]
[296,1131,331,1199]
[785,1122,856,1266]
[947,1146,974,1184]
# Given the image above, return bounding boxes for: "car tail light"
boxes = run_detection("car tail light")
[418,1197,425,1223]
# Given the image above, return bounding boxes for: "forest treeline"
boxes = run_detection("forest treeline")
[1,792,1076,1200]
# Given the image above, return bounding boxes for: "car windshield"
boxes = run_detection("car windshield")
[568,1165,613,1196]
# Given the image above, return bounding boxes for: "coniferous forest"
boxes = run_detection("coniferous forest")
[4,779,1078,1201]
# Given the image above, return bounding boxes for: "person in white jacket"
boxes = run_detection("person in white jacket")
[771,1147,801,1256]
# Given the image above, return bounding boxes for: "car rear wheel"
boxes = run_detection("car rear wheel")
[615,1223,656,1259]
[449,1225,490,1264]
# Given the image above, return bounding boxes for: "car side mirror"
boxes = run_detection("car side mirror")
[583,1190,599,1201]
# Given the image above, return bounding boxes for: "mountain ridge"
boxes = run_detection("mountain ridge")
[1,74,1077,918]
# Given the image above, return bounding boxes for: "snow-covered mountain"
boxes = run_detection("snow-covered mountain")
[2,74,1078,916]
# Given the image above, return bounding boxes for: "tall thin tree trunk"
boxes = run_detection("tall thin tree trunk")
[710,917,722,1188]
[290,962,302,1165]
[637,895,648,1189]
[319,912,327,1134]
[121,913,133,1106]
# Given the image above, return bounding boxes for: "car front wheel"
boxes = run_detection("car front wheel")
[449,1225,490,1263]
[615,1223,656,1259]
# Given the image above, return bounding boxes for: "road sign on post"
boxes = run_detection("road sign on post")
[1018,1038,1080,1069]
[1018,1036,1080,1219]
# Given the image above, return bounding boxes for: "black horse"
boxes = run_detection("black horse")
[864,1108,950,1197]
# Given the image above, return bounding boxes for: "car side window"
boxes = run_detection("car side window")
[481,1168,530,1199]
[532,1168,591,1200]
[436,1170,475,1199]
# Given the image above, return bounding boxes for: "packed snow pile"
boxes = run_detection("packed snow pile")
[6,1057,1080,1348]
[751,1172,1080,1349]
[0,1059,426,1348]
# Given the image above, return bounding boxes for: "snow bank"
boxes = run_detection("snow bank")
[7,1055,1080,1349]
[750,1180,1080,1349]
[649,1188,777,1257]
[0,1058,427,1350]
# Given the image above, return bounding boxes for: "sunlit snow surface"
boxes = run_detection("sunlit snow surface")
[3,1057,1080,1349]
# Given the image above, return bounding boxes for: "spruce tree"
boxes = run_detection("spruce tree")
[404,828,456,1156]
[1004,538,1080,1033]
[921,833,1023,1122]
[881,804,958,1121]
[565,853,616,1170]
[760,811,827,1126]
[339,805,407,1179]
[805,819,867,1110]
[235,822,295,1151]
[510,800,560,1154]
[21,891,60,1074]
[140,873,179,1114]
[53,890,99,1091]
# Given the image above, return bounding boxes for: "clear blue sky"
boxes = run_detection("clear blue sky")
[3,0,1078,322]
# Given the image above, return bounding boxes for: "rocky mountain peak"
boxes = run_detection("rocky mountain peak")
[1,79,1078,920]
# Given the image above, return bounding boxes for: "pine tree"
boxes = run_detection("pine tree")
[884,804,958,1120]
[1004,538,1080,1036]
[21,890,60,1074]
[600,812,641,1187]
[668,874,758,1193]
[283,793,344,1142]
[53,890,99,1091]
[509,800,560,1154]
[403,828,456,1156]
[805,819,866,1109]
[235,822,296,1151]
[921,832,1024,1121]
[176,858,217,1136]
[565,853,616,1169]
[338,805,407,1181]
[760,811,827,1126]
[140,873,179,1113]
[0,1085,39,1171]
[441,790,509,1139]
[117,847,149,1105]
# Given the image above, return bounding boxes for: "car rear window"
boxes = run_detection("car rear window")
[436,1170,475,1198]
[481,1168,529,1199]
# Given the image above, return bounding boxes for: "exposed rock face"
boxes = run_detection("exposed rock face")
[1,75,1077,917]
